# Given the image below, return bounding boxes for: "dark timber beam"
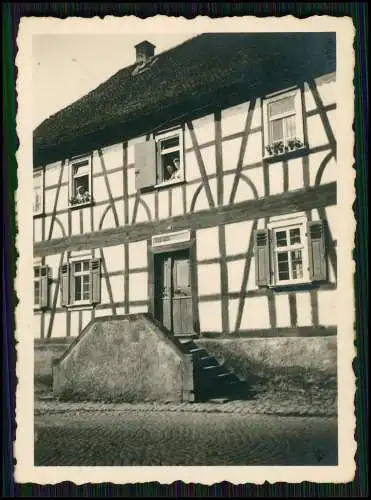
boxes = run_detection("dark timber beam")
[34,182,336,257]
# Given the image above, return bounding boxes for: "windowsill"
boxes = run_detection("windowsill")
[263,144,308,163]
[33,212,44,218]
[268,279,313,290]
[155,178,185,190]
[67,302,94,311]
[68,200,94,210]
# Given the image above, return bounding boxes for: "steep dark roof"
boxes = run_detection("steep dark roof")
[34,32,336,164]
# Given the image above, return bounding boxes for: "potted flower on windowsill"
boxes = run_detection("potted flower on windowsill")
[69,192,92,206]
[287,137,303,151]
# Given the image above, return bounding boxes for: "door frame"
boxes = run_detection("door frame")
[147,231,200,336]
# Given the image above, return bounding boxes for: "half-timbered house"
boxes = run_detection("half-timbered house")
[33,33,337,400]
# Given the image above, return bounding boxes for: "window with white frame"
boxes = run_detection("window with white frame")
[60,257,101,307]
[155,129,184,185]
[271,222,308,285]
[33,170,43,215]
[72,260,91,303]
[263,88,304,156]
[254,216,327,287]
[69,156,92,206]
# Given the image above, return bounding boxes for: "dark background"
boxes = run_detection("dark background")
[2,2,368,497]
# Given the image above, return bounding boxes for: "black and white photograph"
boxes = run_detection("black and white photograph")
[15,15,356,484]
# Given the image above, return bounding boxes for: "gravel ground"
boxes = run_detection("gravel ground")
[35,410,337,466]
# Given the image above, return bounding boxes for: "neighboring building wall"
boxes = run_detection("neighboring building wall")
[33,72,337,339]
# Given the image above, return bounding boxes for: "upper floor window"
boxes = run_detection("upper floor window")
[134,127,184,191]
[263,88,305,157]
[254,216,327,287]
[33,170,43,215]
[69,156,92,207]
[155,129,184,186]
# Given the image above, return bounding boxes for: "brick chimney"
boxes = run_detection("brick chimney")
[135,41,155,64]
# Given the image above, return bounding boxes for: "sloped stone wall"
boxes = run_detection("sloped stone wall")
[53,315,194,403]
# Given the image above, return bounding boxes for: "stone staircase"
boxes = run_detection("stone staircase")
[178,338,252,402]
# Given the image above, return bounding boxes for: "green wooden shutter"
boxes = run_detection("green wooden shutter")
[60,263,70,307]
[40,265,49,308]
[254,229,271,286]
[134,140,157,190]
[307,220,327,281]
[90,258,101,304]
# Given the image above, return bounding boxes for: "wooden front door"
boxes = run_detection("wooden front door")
[155,250,193,335]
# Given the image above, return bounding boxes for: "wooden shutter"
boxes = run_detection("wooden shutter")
[307,220,327,281]
[90,258,101,304]
[134,140,157,190]
[40,265,49,308]
[254,229,271,286]
[60,263,70,307]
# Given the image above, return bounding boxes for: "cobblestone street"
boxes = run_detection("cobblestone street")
[35,407,337,466]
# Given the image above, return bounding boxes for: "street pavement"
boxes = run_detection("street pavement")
[35,410,337,466]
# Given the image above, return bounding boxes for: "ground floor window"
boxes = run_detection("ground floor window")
[254,216,327,287]
[60,258,101,307]
[33,265,50,309]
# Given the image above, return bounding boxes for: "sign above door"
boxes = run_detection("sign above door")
[152,230,191,248]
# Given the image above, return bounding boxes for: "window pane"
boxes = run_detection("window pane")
[285,114,296,139]
[83,261,90,271]
[289,228,301,244]
[291,250,303,279]
[161,151,181,182]
[74,262,81,273]
[268,95,295,117]
[277,252,290,280]
[34,267,40,277]
[73,161,89,175]
[275,230,287,247]
[270,119,284,142]
[34,188,41,211]
[34,281,40,305]
[160,136,179,151]
[74,175,89,197]
[75,276,81,301]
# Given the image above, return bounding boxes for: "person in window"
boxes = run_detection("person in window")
[164,158,181,181]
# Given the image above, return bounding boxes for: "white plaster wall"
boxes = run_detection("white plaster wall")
[101,143,123,171]
[197,263,221,296]
[157,190,169,220]
[317,289,337,326]
[243,131,263,165]
[184,150,200,182]
[201,144,216,177]
[199,301,222,332]
[108,170,124,199]
[296,291,312,327]
[244,165,264,198]
[129,240,147,268]
[110,275,125,303]
[275,293,291,328]
[103,245,124,273]
[33,218,42,243]
[196,227,219,261]
[288,157,304,191]
[225,220,253,256]
[269,162,284,195]
[240,296,270,330]
[44,161,63,186]
[129,272,148,302]
[222,136,243,173]
[221,101,248,138]
[171,186,184,217]
[227,259,245,293]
